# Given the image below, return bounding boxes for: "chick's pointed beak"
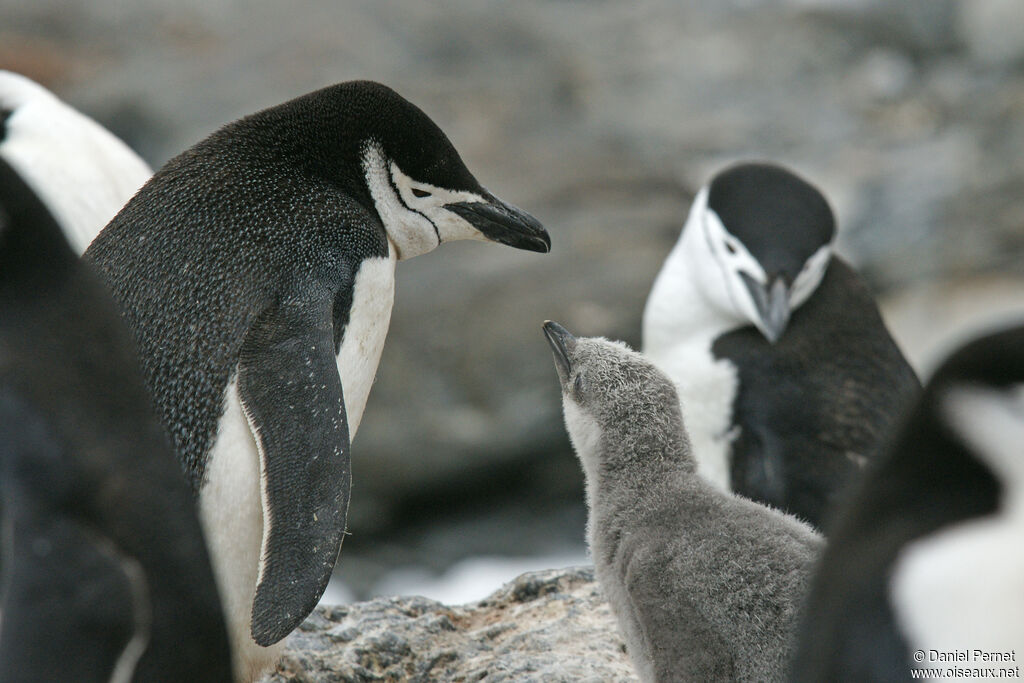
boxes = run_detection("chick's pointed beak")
[740,273,791,344]
[543,320,576,384]
[446,192,551,253]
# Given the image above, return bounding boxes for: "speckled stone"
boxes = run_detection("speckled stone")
[261,566,637,683]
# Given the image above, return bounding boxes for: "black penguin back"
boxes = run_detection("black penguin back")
[0,157,233,682]
[712,258,921,529]
[84,85,400,492]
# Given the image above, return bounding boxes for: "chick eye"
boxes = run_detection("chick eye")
[573,374,585,397]
[412,188,431,198]
[724,239,738,255]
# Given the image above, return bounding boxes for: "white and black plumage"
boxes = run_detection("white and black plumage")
[791,324,1024,682]
[0,70,151,254]
[0,157,232,682]
[642,161,919,529]
[84,80,550,680]
[543,321,822,682]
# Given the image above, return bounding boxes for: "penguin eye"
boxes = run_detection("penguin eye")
[573,374,585,397]
[411,188,431,199]
[724,238,738,256]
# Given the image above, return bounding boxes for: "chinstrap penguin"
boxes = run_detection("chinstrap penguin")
[642,161,919,530]
[0,70,151,254]
[790,323,1024,682]
[543,321,823,682]
[0,157,232,682]
[85,80,550,680]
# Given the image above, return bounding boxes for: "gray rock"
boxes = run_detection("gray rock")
[261,567,637,682]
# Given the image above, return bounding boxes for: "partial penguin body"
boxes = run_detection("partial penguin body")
[791,325,1024,682]
[543,322,822,682]
[643,162,918,529]
[84,81,549,680]
[0,157,232,682]
[0,70,151,253]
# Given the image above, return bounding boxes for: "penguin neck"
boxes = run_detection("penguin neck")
[643,215,741,356]
[566,398,695,517]
[584,417,697,562]
[600,415,695,484]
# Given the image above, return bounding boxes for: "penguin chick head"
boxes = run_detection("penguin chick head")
[685,162,836,343]
[323,81,550,259]
[542,321,691,478]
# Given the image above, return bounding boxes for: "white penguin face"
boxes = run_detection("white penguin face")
[361,142,492,260]
[943,383,1024,491]
[687,187,765,324]
[684,186,833,342]
[789,241,831,309]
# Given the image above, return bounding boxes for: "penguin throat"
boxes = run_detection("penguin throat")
[361,142,440,260]
[562,397,605,513]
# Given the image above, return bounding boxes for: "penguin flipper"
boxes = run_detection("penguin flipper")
[237,292,351,646]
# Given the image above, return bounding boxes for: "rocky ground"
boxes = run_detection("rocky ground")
[3,0,1024,596]
[259,567,636,683]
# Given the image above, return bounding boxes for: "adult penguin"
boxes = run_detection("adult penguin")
[791,323,1024,682]
[84,80,550,680]
[0,157,232,682]
[643,162,919,529]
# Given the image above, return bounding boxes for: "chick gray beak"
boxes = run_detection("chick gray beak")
[446,192,551,253]
[740,273,791,344]
[543,320,576,384]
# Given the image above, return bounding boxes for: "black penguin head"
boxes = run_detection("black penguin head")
[685,162,836,342]
[310,81,549,259]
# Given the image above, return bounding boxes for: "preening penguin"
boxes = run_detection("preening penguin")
[0,70,151,253]
[0,158,232,682]
[84,80,550,680]
[642,161,919,529]
[791,324,1024,682]
[543,321,822,683]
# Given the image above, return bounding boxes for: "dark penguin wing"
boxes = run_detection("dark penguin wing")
[714,258,920,529]
[238,277,352,646]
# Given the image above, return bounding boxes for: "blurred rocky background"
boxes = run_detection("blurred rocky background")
[4,0,1023,601]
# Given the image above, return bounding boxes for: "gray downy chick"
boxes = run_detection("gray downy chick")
[542,321,823,683]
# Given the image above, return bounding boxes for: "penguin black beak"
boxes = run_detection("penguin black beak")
[543,320,576,384]
[741,273,791,344]
[446,192,551,254]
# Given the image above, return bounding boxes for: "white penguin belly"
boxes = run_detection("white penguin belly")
[335,248,397,438]
[199,379,274,682]
[646,334,737,492]
[198,248,396,682]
